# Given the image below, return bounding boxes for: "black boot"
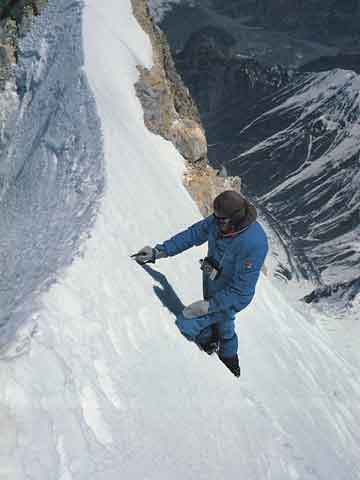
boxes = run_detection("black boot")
[219,354,241,377]
[202,340,219,355]
[196,325,219,355]
[195,338,219,355]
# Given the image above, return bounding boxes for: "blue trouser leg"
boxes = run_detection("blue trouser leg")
[196,325,214,347]
[175,312,215,341]
[217,319,238,358]
[176,311,238,358]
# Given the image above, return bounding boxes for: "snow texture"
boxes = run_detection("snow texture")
[0,0,104,355]
[0,0,359,479]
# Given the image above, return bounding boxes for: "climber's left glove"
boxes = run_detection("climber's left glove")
[183,300,210,319]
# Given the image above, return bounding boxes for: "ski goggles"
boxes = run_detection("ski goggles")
[213,212,232,225]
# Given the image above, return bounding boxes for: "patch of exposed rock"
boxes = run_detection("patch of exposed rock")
[174,26,292,121]
[0,0,48,164]
[183,165,241,216]
[0,17,16,89]
[131,0,241,214]
[0,0,47,90]
[132,0,206,162]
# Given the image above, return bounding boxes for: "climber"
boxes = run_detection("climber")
[131,190,268,378]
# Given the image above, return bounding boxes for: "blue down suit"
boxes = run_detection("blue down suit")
[155,214,268,358]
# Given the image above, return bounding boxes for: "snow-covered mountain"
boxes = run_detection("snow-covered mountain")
[154,12,360,312]
[0,1,359,479]
[202,69,360,311]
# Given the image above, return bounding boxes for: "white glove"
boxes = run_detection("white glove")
[183,300,210,319]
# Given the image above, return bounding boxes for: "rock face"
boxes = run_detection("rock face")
[174,26,292,138]
[0,1,48,22]
[0,1,48,171]
[0,0,48,90]
[132,0,207,164]
[0,17,16,89]
[132,0,241,215]
[183,165,241,217]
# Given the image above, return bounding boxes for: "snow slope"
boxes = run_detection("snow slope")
[0,0,104,354]
[0,1,359,479]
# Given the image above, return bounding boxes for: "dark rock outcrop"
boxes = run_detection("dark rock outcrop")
[131,0,207,164]
[173,26,292,159]
[0,0,48,90]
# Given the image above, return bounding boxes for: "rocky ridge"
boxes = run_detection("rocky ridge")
[131,0,241,215]
[0,15,16,89]
[0,1,47,164]
[0,0,47,89]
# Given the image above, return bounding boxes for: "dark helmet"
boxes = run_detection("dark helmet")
[213,190,254,227]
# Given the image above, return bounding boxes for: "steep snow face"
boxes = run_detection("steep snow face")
[223,70,360,310]
[0,0,104,355]
[0,1,359,480]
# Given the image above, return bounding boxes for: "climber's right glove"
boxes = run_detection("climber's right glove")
[131,246,167,265]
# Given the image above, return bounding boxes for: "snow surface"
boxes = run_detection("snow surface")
[0,0,359,479]
[0,0,104,356]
